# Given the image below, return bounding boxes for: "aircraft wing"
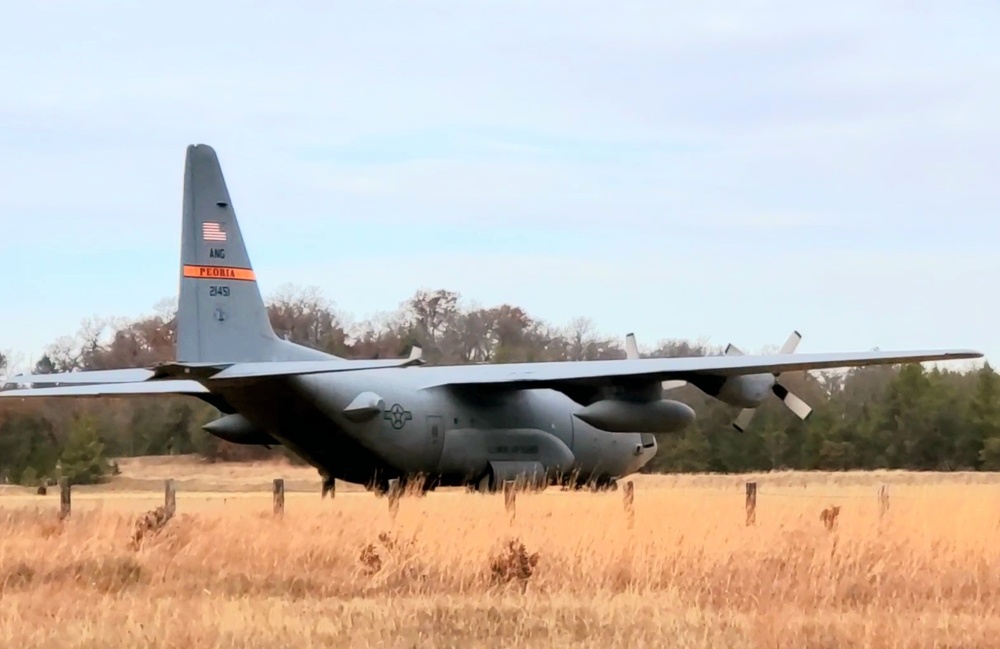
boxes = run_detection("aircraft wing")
[1,349,980,401]
[416,348,981,391]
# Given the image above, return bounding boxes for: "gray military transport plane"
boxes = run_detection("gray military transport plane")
[0,144,983,495]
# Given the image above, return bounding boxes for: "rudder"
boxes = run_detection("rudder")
[176,144,334,363]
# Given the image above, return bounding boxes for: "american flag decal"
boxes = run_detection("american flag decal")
[202,221,227,242]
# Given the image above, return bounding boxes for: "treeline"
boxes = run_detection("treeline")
[1,285,998,485]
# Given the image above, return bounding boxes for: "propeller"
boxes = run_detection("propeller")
[624,333,686,391]
[727,330,812,432]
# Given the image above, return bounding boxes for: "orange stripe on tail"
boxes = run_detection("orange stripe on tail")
[182,265,256,281]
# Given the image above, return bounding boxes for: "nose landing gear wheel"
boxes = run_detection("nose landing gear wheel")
[369,478,391,497]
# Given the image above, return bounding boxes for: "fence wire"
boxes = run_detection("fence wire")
[661,485,924,500]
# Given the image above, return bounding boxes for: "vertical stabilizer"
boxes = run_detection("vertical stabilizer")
[176,144,334,363]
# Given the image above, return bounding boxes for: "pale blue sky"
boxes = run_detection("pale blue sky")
[1,1,998,371]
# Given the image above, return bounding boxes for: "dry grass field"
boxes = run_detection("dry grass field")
[3,456,1000,648]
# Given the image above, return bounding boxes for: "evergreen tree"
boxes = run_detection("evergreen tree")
[968,362,1000,468]
[0,413,58,485]
[59,416,113,485]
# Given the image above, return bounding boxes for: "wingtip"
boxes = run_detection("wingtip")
[940,349,985,359]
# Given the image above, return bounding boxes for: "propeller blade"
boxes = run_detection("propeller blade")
[626,333,686,390]
[778,330,802,355]
[625,333,639,360]
[772,382,812,420]
[727,330,811,430]
[729,331,801,358]
[726,341,752,429]
[733,407,756,432]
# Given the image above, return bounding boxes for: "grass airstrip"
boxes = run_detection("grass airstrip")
[2,455,1000,648]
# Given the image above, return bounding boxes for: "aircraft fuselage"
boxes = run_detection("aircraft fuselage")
[209,366,671,492]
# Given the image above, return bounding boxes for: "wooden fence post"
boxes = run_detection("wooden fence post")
[59,477,70,519]
[504,480,516,521]
[387,478,401,520]
[623,480,635,529]
[745,481,757,526]
[273,478,284,516]
[878,484,889,518]
[164,479,176,516]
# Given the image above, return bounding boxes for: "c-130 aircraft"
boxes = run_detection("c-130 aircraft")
[1,145,982,494]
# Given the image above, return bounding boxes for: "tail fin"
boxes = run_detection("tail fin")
[176,144,335,363]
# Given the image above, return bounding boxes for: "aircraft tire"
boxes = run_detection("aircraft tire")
[591,475,615,492]
[370,478,390,497]
[475,467,497,494]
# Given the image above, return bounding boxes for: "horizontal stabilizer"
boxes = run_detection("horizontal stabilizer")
[151,362,233,380]
[0,380,210,399]
[3,355,426,389]
[4,368,156,386]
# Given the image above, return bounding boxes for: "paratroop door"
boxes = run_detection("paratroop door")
[425,415,444,467]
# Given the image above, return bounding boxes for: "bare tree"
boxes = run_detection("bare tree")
[405,289,459,345]
[266,283,347,355]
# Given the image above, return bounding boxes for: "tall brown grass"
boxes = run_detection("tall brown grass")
[3,472,1000,647]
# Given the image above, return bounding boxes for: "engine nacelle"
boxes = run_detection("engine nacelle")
[202,414,280,446]
[574,398,695,434]
[714,374,776,408]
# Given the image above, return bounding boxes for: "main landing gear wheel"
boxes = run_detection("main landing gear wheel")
[369,475,434,498]
[592,475,617,492]
[369,478,391,497]
[476,473,491,493]
[475,467,497,494]
[571,475,617,492]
